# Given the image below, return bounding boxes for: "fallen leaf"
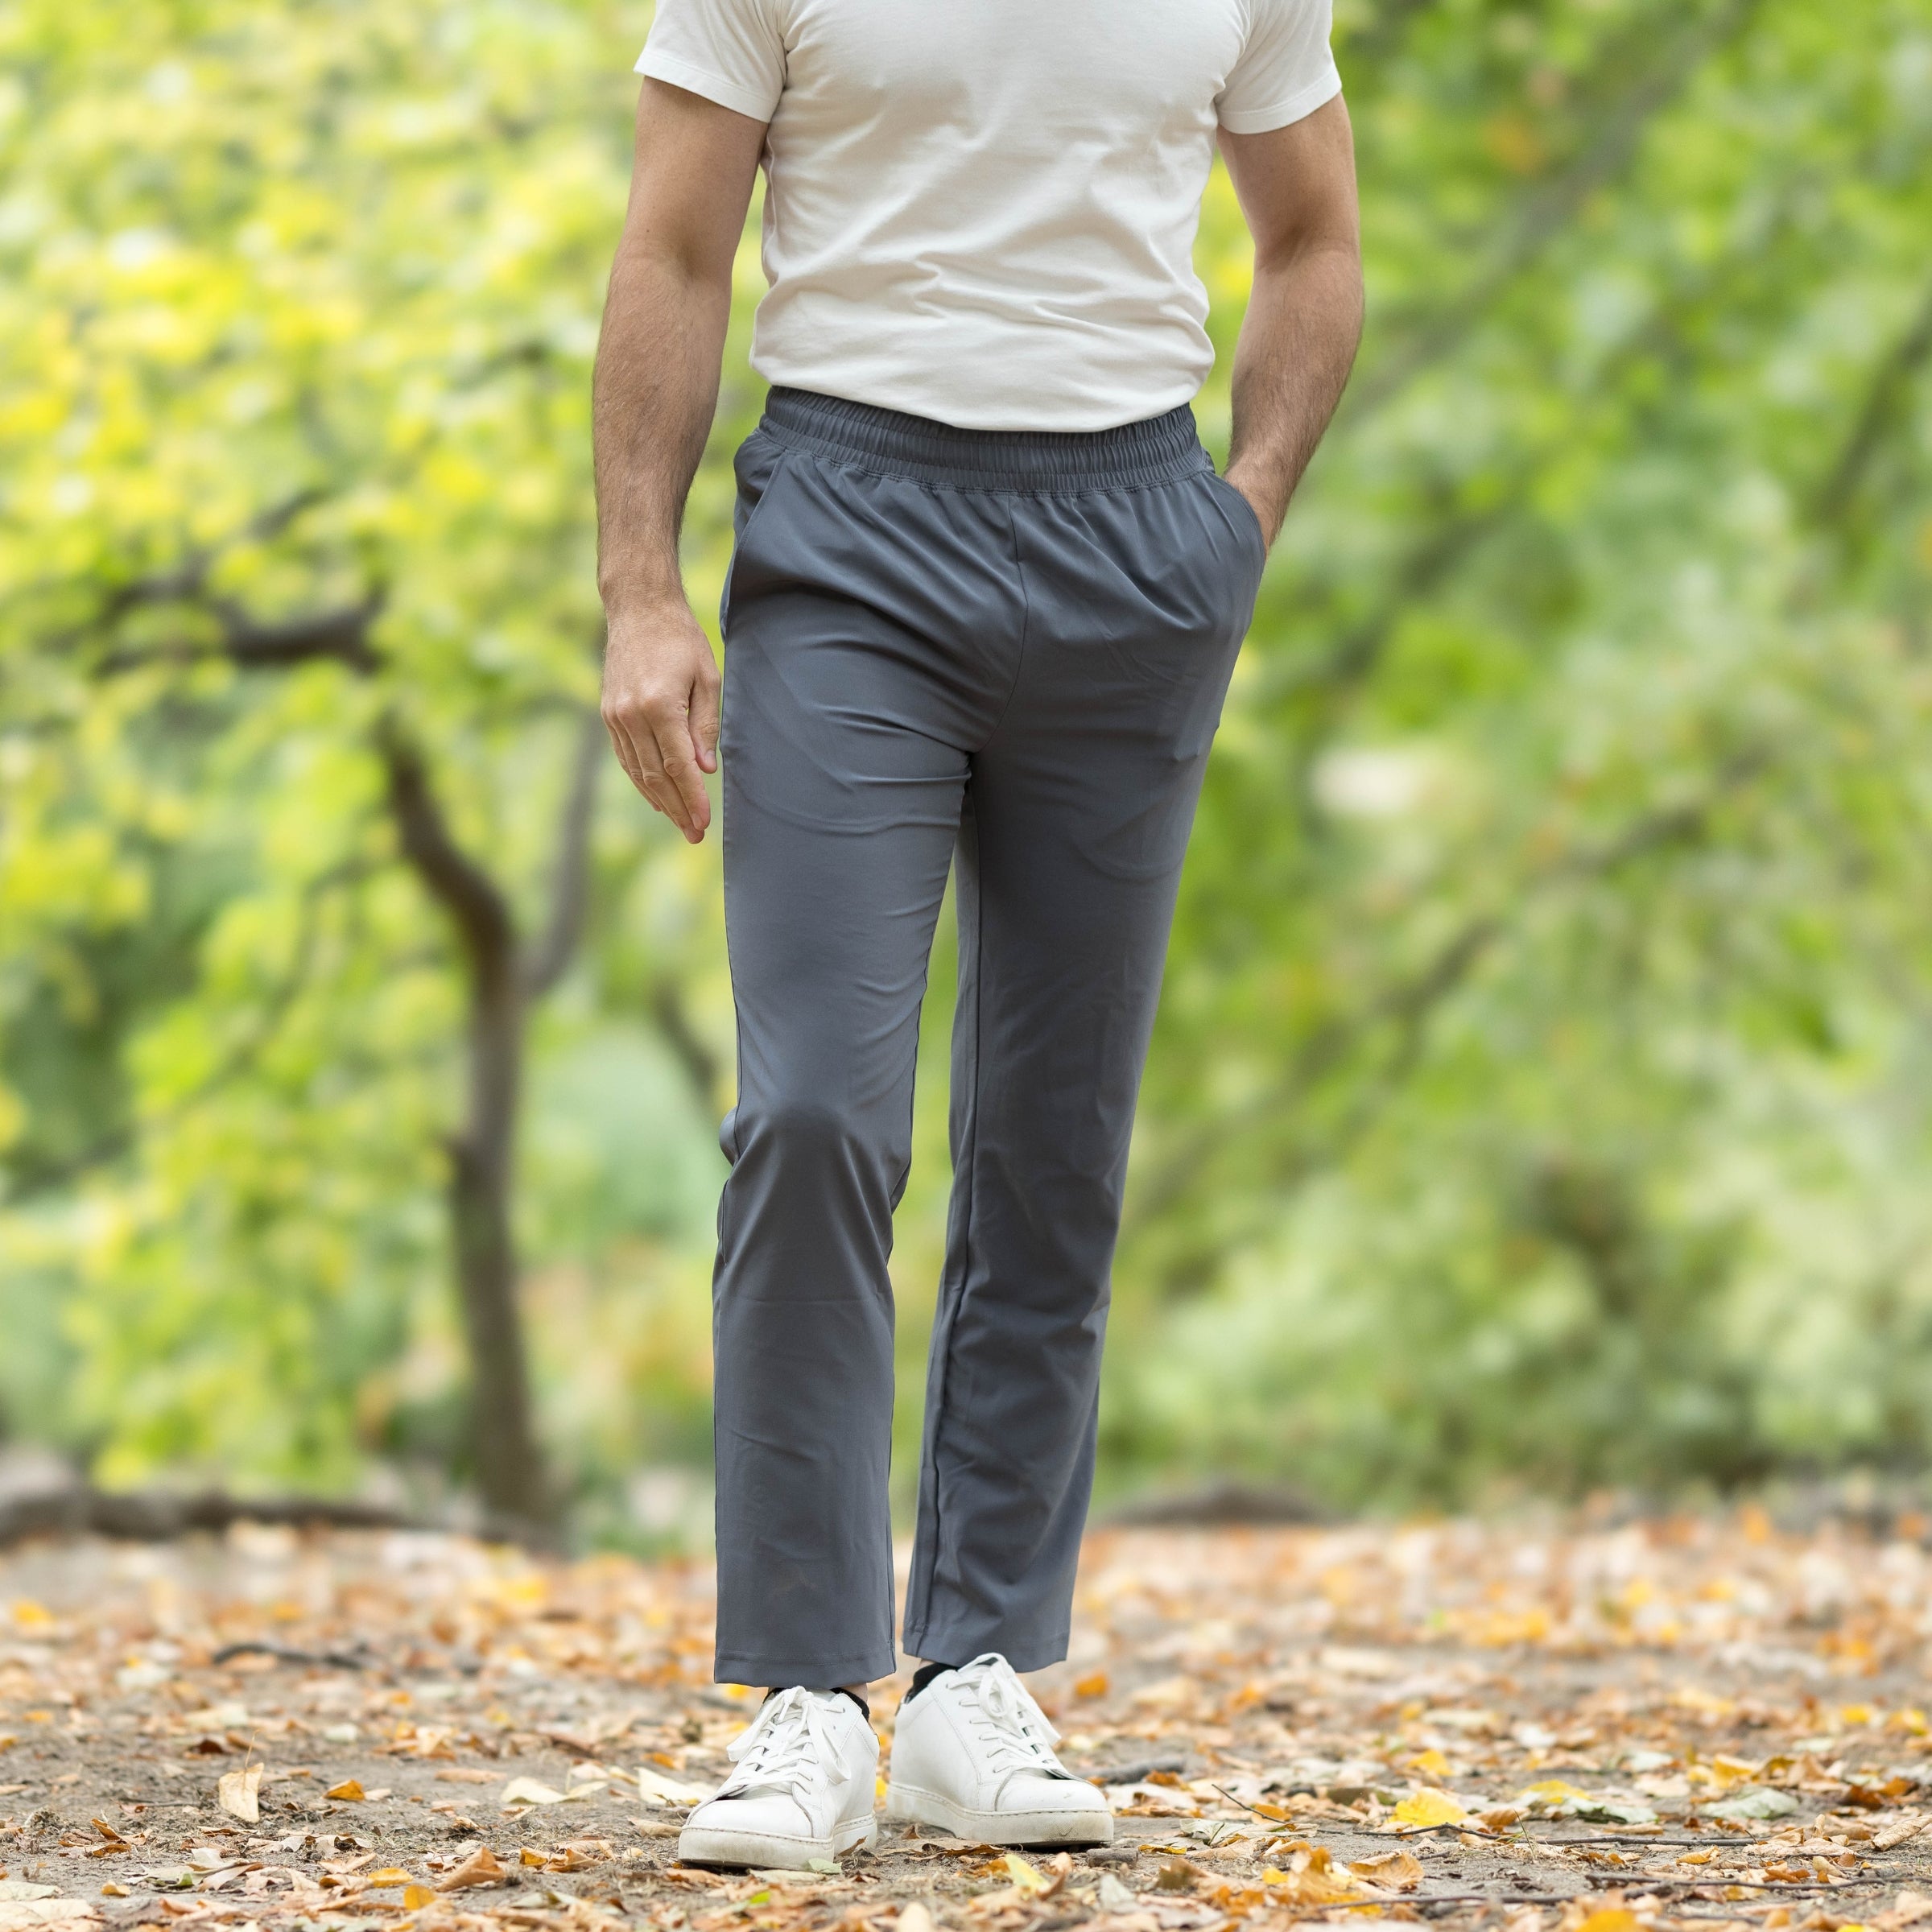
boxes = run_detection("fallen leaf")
[1705,1787,1800,1821]
[402,1886,436,1909]
[898,1905,935,1932]
[324,1779,365,1802]
[437,1846,507,1892]
[365,1869,411,1885]
[433,1769,498,1784]
[1390,1788,1468,1828]
[1516,1780,1590,1807]
[1004,1854,1049,1894]
[216,1763,262,1823]
[1348,1852,1423,1892]
[500,1777,568,1809]
[634,1765,710,1806]
[1575,1913,1639,1932]
[1074,1672,1110,1698]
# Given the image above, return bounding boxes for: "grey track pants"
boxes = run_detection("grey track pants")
[711,387,1265,1688]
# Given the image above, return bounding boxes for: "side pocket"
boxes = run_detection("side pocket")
[720,432,794,638]
[1204,469,1268,580]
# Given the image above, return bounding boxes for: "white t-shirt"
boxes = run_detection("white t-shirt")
[635,0,1340,431]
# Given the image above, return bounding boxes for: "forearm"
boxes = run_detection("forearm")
[592,243,733,617]
[1224,235,1364,543]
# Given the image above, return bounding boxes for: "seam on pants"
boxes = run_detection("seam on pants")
[980,496,1032,748]
[906,826,985,1653]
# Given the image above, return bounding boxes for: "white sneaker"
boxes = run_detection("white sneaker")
[679,1688,879,1869]
[886,1654,1113,1847]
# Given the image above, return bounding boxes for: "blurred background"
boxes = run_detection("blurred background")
[2,0,1930,1550]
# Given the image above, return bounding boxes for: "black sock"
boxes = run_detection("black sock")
[764,1685,871,1719]
[902,1661,960,1705]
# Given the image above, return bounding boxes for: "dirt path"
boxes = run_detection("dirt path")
[0,1516,1928,1932]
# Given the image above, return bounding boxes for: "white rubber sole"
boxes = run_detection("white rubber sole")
[678,1812,877,1870]
[886,1780,1113,1847]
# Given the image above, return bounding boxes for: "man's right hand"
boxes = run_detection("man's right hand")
[601,597,722,844]
[592,77,766,846]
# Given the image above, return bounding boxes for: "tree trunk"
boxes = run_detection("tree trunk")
[382,724,552,1538]
[448,945,550,1535]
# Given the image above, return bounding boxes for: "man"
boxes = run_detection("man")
[592,0,1362,1873]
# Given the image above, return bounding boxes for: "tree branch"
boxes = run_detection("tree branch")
[376,718,518,993]
[650,976,725,1121]
[1810,274,1932,530]
[1127,749,1771,1240]
[520,707,605,1001]
[1342,0,1762,426]
[93,592,384,676]
[61,487,333,636]
[0,861,367,1202]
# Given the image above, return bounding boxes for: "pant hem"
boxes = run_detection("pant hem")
[715,1649,899,1689]
[900,1625,1071,1676]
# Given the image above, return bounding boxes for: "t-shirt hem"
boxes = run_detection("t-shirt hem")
[1217,62,1344,135]
[634,47,778,122]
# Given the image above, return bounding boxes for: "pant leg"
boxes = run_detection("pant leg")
[711,428,1025,1687]
[902,464,1264,1671]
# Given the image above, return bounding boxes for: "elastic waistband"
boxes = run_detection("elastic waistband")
[759,387,1212,493]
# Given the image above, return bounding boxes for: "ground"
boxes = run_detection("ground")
[0,1515,1929,1932]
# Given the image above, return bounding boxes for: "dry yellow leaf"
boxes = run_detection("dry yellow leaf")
[217,1763,263,1823]
[1073,1671,1109,1698]
[1389,1788,1468,1828]
[1003,1853,1048,1893]
[499,1777,567,1809]
[98,1886,128,1900]
[365,1869,410,1885]
[402,1886,436,1909]
[1261,1866,1368,1906]
[634,1765,709,1805]
[1577,1912,1639,1932]
[325,1779,365,1802]
[1407,1749,1451,1780]
[519,1849,545,1867]
[1348,1852,1424,1892]
[433,1769,497,1785]
[438,1845,507,1891]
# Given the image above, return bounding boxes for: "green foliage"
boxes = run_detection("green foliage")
[2,0,1931,1523]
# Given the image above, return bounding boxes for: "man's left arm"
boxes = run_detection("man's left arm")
[1218,94,1364,545]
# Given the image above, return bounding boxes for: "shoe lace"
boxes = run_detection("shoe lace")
[717,1688,855,1804]
[952,1654,1068,1785]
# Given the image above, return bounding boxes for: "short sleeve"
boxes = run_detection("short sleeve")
[635,0,786,124]
[1217,0,1342,135]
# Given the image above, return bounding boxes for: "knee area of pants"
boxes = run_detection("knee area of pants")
[733,1096,906,1177]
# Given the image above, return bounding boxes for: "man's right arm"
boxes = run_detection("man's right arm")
[592,79,768,844]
